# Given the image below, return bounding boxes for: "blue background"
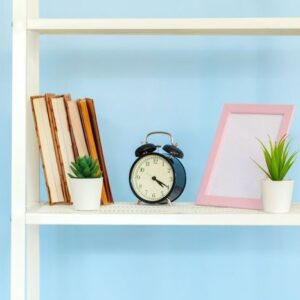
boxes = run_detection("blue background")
[2,0,300,299]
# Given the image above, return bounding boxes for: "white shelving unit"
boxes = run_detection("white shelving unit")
[26,202,300,226]
[27,18,300,34]
[11,1,300,299]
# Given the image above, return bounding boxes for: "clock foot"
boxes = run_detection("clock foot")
[166,198,172,206]
[159,198,173,206]
[136,198,173,206]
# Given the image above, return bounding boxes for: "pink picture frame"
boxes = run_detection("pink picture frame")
[196,104,295,209]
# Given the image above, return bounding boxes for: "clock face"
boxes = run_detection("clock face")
[130,154,175,202]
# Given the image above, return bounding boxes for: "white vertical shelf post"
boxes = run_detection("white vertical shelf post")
[11,0,28,297]
[11,0,40,299]
[26,0,40,297]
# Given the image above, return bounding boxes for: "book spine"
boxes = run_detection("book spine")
[64,95,79,159]
[86,99,114,204]
[30,97,53,205]
[77,99,107,205]
[45,94,71,204]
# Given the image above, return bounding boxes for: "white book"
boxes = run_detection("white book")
[46,94,75,203]
[31,96,65,204]
[65,99,89,158]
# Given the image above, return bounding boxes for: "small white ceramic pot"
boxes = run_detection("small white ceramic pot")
[70,177,103,211]
[261,179,294,213]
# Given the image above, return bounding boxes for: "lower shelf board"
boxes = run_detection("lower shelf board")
[25,202,300,226]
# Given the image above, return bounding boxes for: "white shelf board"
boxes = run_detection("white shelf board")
[27,18,300,35]
[26,202,300,225]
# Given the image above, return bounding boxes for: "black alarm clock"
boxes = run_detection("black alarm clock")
[129,131,186,205]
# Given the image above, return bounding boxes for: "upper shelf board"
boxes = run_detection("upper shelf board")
[26,18,300,35]
[26,202,300,225]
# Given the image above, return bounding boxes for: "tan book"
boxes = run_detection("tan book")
[77,99,111,205]
[31,95,66,204]
[65,99,89,158]
[86,98,113,204]
[46,94,75,203]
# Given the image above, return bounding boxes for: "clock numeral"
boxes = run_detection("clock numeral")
[167,168,171,173]
[152,193,156,198]
[162,161,165,166]
[136,175,140,179]
[140,167,145,172]
[146,161,150,166]
[153,158,158,164]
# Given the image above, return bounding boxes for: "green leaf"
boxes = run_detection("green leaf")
[82,166,91,177]
[262,148,273,176]
[268,136,274,155]
[251,158,271,179]
[257,139,272,164]
[90,158,97,170]
[69,155,106,178]
[70,165,83,178]
[271,152,279,180]
[71,161,82,173]
[253,135,297,181]
[79,159,88,169]
[91,165,100,175]
[279,151,298,180]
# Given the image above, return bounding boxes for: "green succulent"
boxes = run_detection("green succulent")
[252,135,298,181]
[68,155,102,179]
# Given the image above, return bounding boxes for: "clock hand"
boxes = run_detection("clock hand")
[152,176,169,189]
[152,176,164,187]
[146,172,164,187]
[157,179,169,189]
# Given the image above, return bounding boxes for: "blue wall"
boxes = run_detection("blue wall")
[0,0,12,298]
[2,1,300,299]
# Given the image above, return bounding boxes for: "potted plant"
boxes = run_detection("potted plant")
[253,135,297,213]
[68,155,103,211]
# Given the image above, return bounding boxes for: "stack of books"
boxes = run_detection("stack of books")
[31,94,113,205]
